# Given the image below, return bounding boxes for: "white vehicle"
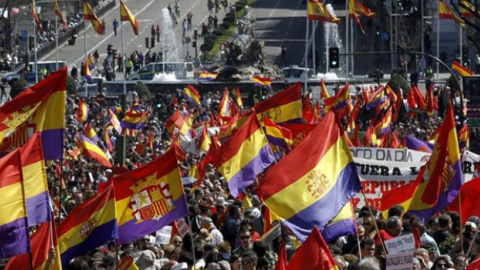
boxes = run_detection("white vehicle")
[281,65,316,82]
[128,62,195,80]
[1,60,67,85]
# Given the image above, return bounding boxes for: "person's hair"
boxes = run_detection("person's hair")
[253,241,267,257]
[229,254,241,264]
[68,258,90,270]
[241,251,257,265]
[412,257,421,270]
[386,216,401,229]
[358,257,381,270]
[229,205,239,216]
[388,205,405,218]
[360,238,375,249]
[218,241,231,253]
[438,214,452,228]
[343,254,360,265]
[414,248,428,257]
[431,255,453,270]
[256,257,270,269]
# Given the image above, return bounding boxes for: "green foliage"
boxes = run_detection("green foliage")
[10,79,28,99]
[388,72,410,99]
[66,75,77,96]
[134,81,151,100]
[235,1,246,11]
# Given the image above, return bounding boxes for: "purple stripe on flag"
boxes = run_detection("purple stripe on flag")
[26,191,51,226]
[284,163,361,242]
[228,145,275,197]
[183,94,200,107]
[121,121,146,130]
[322,218,356,243]
[405,136,434,153]
[366,97,385,110]
[41,128,64,161]
[266,135,288,148]
[60,219,118,268]
[0,217,29,259]
[409,160,463,220]
[118,196,189,244]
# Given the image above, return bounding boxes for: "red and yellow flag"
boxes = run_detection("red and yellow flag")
[54,1,68,29]
[307,0,341,23]
[84,1,104,35]
[120,1,139,35]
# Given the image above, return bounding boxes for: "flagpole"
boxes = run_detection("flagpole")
[458,192,464,253]
[459,23,463,65]
[186,215,197,265]
[55,7,59,70]
[121,2,127,95]
[350,18,354,78]
[84,8,88,97]
[436,4,440,83]
[312,21,316,75]
[32,1,38,84]
[361,191,388,255]
[345,0,349,82]
[304,5,309,92]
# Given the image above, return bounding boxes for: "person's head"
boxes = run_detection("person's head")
[414,248,430,265]
[388,205,405,219]
[239,229,252,250]
[169,248,182,262]
[241,251,258,270]
[334,255,348,270]
[172,235,183,248]
[438,214,453,231]
[431,256,452,270]
[358,257,381,270]
[360,238,376,257]
[252,241,267,258]
[453,254,466,270]
[386,216,403,237]
[413,257,422,270]
[362,216,375,233]
[229,255,242,270]
[218,241,231,254]
[256,257,271,270]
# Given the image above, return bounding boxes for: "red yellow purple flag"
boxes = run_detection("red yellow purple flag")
[257,112,361,241]
[253,82,302,123]
[0,67,66,161]
[0,149,29,258]
[120,1,139,35]
[113,148,189,244]
[212,113,275,197]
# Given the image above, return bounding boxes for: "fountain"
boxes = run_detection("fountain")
[160,8,181,63]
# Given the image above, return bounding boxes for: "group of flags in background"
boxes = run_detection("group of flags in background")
[83,0,138,35]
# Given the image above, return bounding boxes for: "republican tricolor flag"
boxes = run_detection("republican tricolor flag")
[120,1,139,35]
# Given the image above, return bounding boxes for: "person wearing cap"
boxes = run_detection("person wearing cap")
[201,216,224,245]
[196,228,214,245]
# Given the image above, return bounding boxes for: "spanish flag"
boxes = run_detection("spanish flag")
[113,147,189,244]
[320,78,329,100]
[0,149,29,259]
[253,82,303,123]
[166,110,192,135]
[307,0,341,23]
[54,1,68,29]
[84,1,104,35]
[381,104,463,220]
[452,60,474,77]
[120,1,139,35]
[287,227,340,269]
[264,117,293,150]
[460,0,476,17]
[439,0,465,27]
[0,67,66,161]
[183,85,201,107]
[351,0,375,17]
[348,0,365,35]
[212,113,275,197]
[32,0,43,32]
[257,112,361,241]
[58,184,118,268]
[78,133,112,168]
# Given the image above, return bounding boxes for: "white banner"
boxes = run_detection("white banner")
[384,234,416,254]
[350,147,431,163]
[386,252,414,270]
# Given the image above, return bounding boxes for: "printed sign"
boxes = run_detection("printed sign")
[386,252,414,270]
[384,234,416,254]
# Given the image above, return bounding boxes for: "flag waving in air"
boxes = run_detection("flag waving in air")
[120,1,139,35]
[257,112,362,241]
[84,1,104,35]
[307,0,341,23]
[32,0,43,32]
[54,1,68,29]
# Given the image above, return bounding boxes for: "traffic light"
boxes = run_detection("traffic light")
[328,47,340,69]
[462,45,469,67]
[151,37,155,48]
[192,41,197,48]
[107,44,113,56]
[145,37,150,49]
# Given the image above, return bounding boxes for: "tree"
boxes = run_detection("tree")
[66,75,77,96]
[10,79,28,99]
[134,81,151,100]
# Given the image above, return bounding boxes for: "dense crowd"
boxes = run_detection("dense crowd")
[4,76,480,270]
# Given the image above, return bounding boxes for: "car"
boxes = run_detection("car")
[1,61,67,85]
[281,65,316,82]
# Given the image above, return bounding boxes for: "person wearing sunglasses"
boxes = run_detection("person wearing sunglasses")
[233,229,253,257]
[431,256,452,270]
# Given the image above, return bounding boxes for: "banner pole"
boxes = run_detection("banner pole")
[361,191,388,255]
